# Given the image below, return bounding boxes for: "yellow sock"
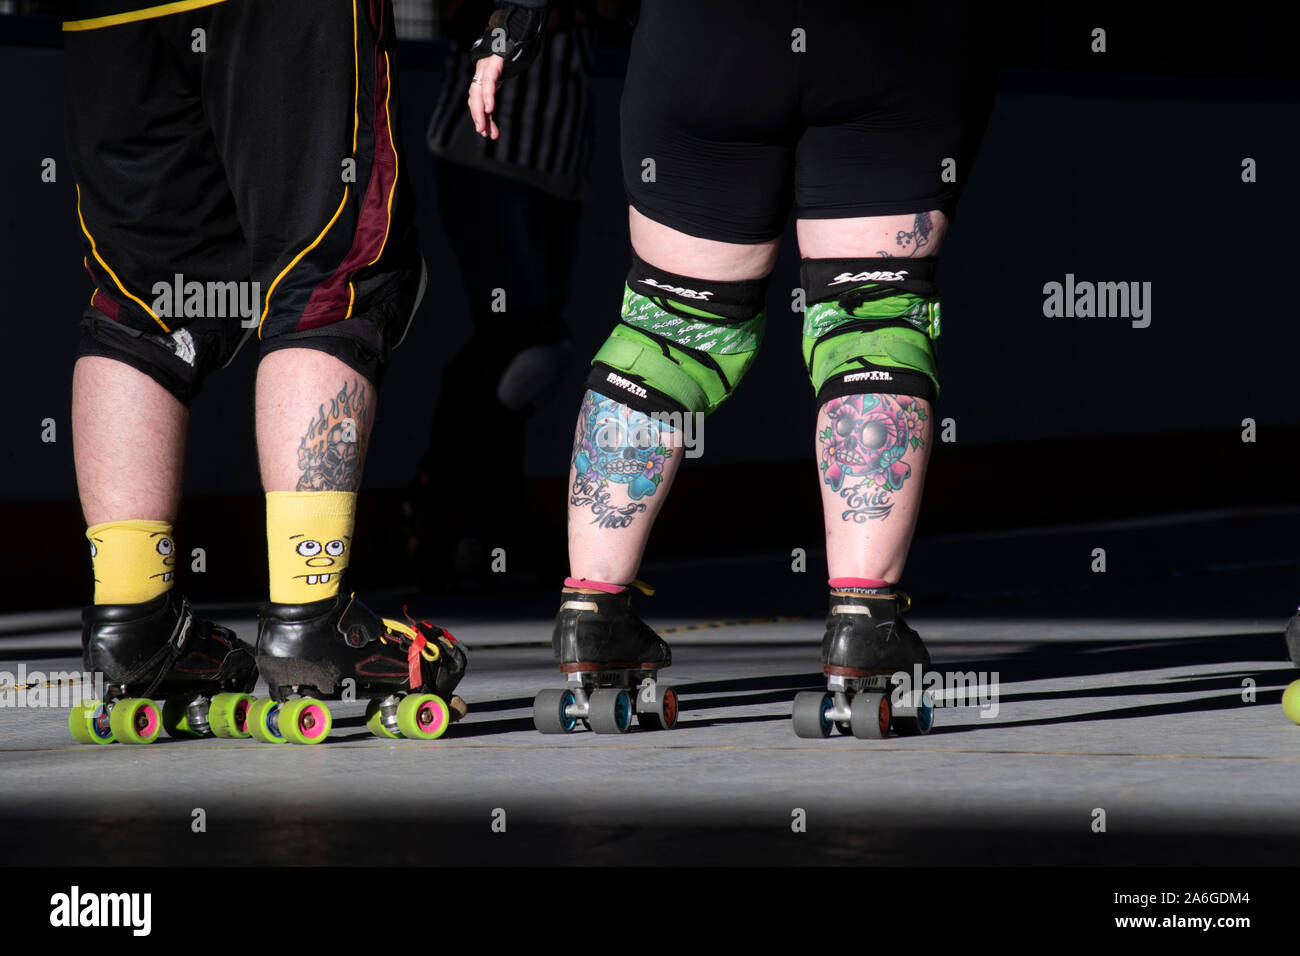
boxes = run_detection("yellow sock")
[267,491,356,604]
[87,520,176,605]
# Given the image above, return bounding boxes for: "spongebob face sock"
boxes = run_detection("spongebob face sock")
[266,491,356,604]
[87,520,177,605]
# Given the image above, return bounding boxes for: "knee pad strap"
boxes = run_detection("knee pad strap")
[800,256,941,403]
[585,253,767,416]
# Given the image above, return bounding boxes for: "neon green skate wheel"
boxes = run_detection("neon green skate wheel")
[208,693,255,739]
[247,697,286,744]
[365,698,400,739]
[279,698,332,745]
[1283,680,1300,725]
[109,698,162,745]
[396,693,451,741]
[162,698,204,739]
[68,699,115,745]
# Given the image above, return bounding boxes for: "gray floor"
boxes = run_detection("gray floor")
[1,610,1296,865]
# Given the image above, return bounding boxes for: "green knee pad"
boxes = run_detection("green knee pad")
[801,265,941,402]
[589,285,765,416]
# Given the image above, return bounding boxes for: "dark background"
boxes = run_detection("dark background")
[1,3,1296,612]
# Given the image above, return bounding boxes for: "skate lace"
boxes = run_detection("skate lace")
[377,607,456,690]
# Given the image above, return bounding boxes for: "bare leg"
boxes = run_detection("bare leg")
[566,208,779,583]
[73,356,187,525]
[797,211,946,583]
[255,349,375,493]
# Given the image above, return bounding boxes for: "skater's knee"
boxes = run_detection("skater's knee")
[586,251,768,417]
[800,256,941,404]
[76,308,233,405]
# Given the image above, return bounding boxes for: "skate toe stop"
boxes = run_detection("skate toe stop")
[449,696,469,722]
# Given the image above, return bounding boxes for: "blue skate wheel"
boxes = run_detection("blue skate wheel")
[792,692,834,739]
[893,690,934,737]
[68,700,116,745]
[534,688,579,734]
[588,688,632,735]
[247,698,286,744]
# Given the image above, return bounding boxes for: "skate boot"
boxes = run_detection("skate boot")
[253,592,468,744]
[792,590,935,740]
[68,592,258,745]
[1286,612,1300,667]
[533,582,676,735]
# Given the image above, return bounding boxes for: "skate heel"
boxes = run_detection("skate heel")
[793,590,935,740]
[534,582,677,734]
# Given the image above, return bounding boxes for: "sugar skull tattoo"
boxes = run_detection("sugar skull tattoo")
[570,392,674,529]
[818,394,926,522]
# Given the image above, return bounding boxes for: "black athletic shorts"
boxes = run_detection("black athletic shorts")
[621,0,995,243]
[64,0,421,400]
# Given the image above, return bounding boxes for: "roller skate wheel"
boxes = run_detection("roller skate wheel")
[1283,680,1300,725]
[533,688,579,734]
[162,698,204,739]
[109,698,162,745]
[588,688,632,735]
[636,684,678,731]
[280,698,332,745]
[892,690,935,736]
[247,697,287,744]
[792,691,834,739]
[365,698,401,739]
[849,691,891,740]
[208,693,255,739]
[396,693,451,740]
[68,699,115,745]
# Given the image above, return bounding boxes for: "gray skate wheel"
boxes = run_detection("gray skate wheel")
[534,688,579,735]
[588,688,633,734]
[892,690,934,736]
[636,683,678,731]
[792,691,834,738]
[849,692,892,740]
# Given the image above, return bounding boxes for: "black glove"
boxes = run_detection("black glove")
[469,2,548,80]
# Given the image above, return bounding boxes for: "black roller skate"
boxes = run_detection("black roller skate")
[533,583,676,735]
[792,591,935,740]
[253,592,467,745]
[69,592,258,745]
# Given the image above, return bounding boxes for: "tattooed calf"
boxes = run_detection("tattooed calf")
[297,380,368,492]
[818,394,926,523]
[569,392,674,527]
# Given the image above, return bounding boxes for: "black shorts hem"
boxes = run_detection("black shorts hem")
[627,198,785,246]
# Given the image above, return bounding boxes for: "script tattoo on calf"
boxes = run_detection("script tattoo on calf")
[818,394,926,522]
[297,380,369,491]
[569,391,674,529]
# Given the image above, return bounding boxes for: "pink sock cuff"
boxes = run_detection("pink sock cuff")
[829,577,891,589]
[564,577,626,594]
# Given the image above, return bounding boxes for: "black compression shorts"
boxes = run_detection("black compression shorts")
[621,0,995,243]
[64,0,421,399]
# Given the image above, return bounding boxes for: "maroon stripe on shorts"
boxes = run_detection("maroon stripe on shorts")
[84,260,121,321]
[297,0,395,332]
